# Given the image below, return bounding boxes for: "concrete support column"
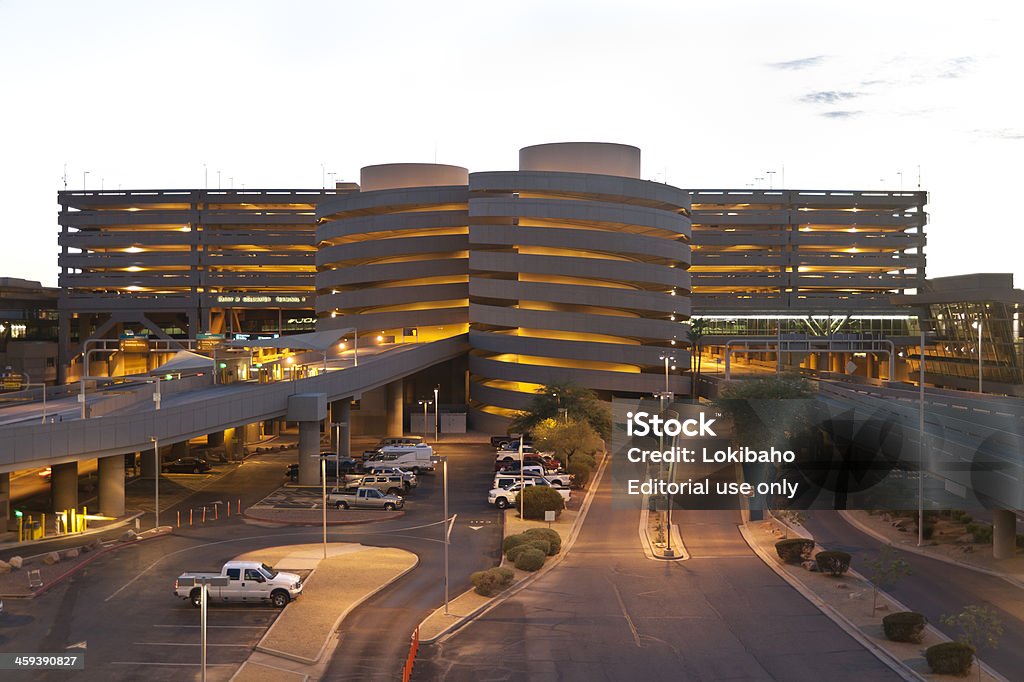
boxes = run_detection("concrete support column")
[208,431,225,447]
[297,420,321,486]
[140,449,158,478]
[51,461,79,513]
[866,354,877,379]
[0,472,10,529]
[993,508,1017,559]
[332,399,351,460]
[98,454,126,517]
[386,379,404,437]
[808,353,818,370]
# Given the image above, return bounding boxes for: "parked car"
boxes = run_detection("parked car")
[362,466,417,487]
[342,474,408,496]
[362,436,424,458]
[490,434,532,449]
[163,457,212,474]
[487,479,571,509]
[174,561,302,608]
[495,446,538,463]
[493,467,573,488]
[364,444,435,473]
[327,487,404,510]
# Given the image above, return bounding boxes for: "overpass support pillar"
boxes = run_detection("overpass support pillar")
[331,399,351,460]
[0,472,10,529]
[51,461,78,513]
[993,509,1017,559]
[98,454,125,517]
[386,380,403,437]
[208,431,225,447]
[287,393,327,487]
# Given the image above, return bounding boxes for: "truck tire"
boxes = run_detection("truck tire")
[192,466,200,474]
[190,588,203,608]
[271,590,290,608]
[496,439,509,449]
[495,498,509,509]
[500,456,513,463]
[336,501,349,510]
[410,467,420,474]
[384,502,397,511]
[386,488,401,496]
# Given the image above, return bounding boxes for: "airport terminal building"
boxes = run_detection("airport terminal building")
[55,142,943,425]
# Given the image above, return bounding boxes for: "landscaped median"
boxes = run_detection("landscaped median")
[230,542,417,679]
[742,518,1010,681]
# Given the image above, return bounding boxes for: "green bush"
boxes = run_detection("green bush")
[519,485,565,520]
[505,544,531,562]
[567,460,592,489]
[514,547,546,571]
[925,641,974,676]
[573,453,596,470]
[815,550,852,576]
[502,534,530,554]
[470,566,515,596]
[966,523,993,544]
[775,538,815,564]
[883,612,927,643]
[522,528,562,554]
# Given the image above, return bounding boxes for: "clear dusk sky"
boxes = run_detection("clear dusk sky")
[1,0,1020,288]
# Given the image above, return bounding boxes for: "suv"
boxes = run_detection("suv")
[343,474,409,496]
[363,436,424,457]
[365,466,418,488]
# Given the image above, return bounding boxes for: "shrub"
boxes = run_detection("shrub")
[573,453,597,470]
[470,567,515,596]
[815,550,852,576]
[567,460,592,489]
[519,485,565,520]
[882,612,927,643]
[522,528,562,554]
[966,523,993,544]
[925,642,974,676]
[775,538,815,564]
[502,533,530,554]
[514,547,546,572]
[505,544,531,562]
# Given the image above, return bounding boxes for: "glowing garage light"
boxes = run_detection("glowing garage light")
[376,334,384,342]
[126,266,142,272]
[286,356,294,364]
[339,342,347,350]
[125,246,143,253]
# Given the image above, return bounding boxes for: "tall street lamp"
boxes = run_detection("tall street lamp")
[433,386,439,442]
[438,454,452,614]
[150,436,160,529]
[972,318,983,393]
[418,400,433,440]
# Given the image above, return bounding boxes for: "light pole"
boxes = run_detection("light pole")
[321,457,328,560]
[972,318,983,393]
[152,375,161,411]
[439,455,451,615]
[659,354,676,395]
[433,386,439,442]
[150,436,160,529]
[918,322,926,547]
[418,400,433,440]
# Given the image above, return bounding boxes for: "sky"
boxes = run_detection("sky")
[0,0,1020,288]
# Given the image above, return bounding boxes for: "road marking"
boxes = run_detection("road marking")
[112,662,236,667]
[468,526,483,530]
[134,642,253,647]
[154,624,267,629]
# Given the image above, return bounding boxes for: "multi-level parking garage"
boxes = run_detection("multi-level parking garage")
[316,143,692,427]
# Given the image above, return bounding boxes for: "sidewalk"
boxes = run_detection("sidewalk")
[744,516,1009,682]
[840,510,1024,588]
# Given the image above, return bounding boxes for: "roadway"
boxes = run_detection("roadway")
[0,439,502,681]
[804,511,1024,679]
[414,467,902,681]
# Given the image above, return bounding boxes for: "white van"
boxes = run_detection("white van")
[364,444,436,473]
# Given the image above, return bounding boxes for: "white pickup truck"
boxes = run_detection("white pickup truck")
[174,561,303,608]
[487,478,571,509]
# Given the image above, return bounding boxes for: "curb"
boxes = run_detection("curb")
[1,526,172,599]
[738,523,924,682]
[638,500,689,561]
[253,553,420,665]
[419,450,610,645]
[0,511,146,556]
[838,510,1024,591]
[242,509,405,526]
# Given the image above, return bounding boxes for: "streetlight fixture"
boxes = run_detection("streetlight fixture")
[433,386,439,442]
[321,457,328,560]
[437,454,452,615]
[972,318,983,393]
[418,400,433,440]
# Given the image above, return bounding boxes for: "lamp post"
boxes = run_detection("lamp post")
[972,318,983,393]
[418,400,433,440]
[321,457,328,560]
[433,386,439,442]
[918,322,926,547]
[150,436,160,529]
[438,455,451,615]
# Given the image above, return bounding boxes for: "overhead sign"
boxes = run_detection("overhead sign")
[206,293,311,307]
[119,339,149,353]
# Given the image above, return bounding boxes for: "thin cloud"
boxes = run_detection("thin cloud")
[938,56,974,79]
[820,110,862,119]
[977,128,1024,140]
[801,91,861,105]
[767,55,825,70]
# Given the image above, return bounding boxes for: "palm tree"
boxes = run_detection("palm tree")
[687,318,708,401]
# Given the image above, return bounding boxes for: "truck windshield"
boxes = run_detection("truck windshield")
[259,563,278,579]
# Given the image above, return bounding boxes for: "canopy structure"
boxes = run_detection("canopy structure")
[149,350,215,375]
[225,327,358,367]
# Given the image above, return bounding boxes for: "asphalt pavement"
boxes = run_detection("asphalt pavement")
[804,510,1024,680]
[415,470,903,681]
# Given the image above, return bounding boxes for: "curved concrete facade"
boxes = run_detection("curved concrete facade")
[315,145,692,422]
